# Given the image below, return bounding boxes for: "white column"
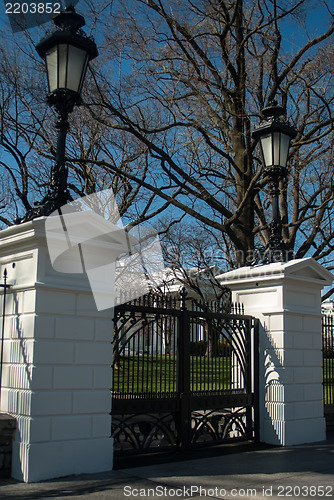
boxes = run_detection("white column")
[217,258,333,446]
[0,218,117,482]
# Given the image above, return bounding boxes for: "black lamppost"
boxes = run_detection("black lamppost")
[252,101,297,263]
[20,6,98,223]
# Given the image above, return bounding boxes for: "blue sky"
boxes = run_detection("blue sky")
[0,0,333,279]
[1,1,332,53]
[280,2,332,51]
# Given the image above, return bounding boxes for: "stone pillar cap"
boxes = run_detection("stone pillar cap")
[216,257,334,288]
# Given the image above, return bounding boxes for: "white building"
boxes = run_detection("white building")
[322,298,334,315]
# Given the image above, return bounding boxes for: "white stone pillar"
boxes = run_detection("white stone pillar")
[217,258,333,446]
[0,217,118,482]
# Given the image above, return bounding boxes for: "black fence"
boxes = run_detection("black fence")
[322,315,334,405]
[111,291,259,457]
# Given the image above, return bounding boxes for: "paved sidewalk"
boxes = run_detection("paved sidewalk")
[0,437,333,499]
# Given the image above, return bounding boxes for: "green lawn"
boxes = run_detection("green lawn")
[324,357,334,405]
[112,355,334,403]
[112,354,232,394]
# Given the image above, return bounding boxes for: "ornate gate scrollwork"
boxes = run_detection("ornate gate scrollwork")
[111,292,259,457]
[191,408,248,444]
[113,413,177,453]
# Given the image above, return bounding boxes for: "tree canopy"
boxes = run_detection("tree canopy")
[0,0,334,281]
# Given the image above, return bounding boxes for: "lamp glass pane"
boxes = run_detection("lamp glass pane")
[46,47,58,92]
[78,57,89,94]
[279,133,290,168]
[58,44,69,89]
[66,45,88,93]
[260,134,272,167]
[273,132,280,166]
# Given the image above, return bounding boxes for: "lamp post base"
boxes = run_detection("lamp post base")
[249,245,294,266]
[17,188,72,224]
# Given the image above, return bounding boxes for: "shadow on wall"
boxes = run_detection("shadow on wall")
[5,293,32,415]
[262,324,285,445]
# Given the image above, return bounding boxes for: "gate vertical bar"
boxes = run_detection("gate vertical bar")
[177,290,191,449]
[322,316,326,405]
[253,318,260,442]
[245,317,253,440]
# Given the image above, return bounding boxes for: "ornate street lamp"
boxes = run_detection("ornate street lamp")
[20,6,98,222]
[252,101,297,262]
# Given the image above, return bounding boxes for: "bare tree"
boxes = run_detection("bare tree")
[79,0,334,268]
[0,0,334,276]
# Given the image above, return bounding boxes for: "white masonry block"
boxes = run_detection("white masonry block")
[0,218,118,482]
[217,258,333,446]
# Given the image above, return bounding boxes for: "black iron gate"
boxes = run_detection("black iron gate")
[322,315,334,405]
[111,291,259,457]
